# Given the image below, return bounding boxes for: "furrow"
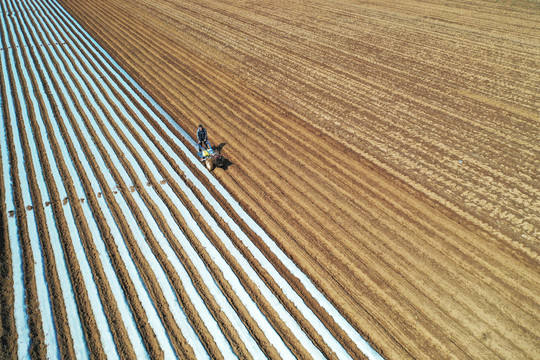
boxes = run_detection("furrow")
[42,2,358,358]
[129,0,534,245]
[53,0,540,358]
[77,9,540,340]
[7,5,81,358]
[56,0,536,268]
[0,8,19,359]
[17,2,150,357]
[60,14,325,358]
[1,3,51,357]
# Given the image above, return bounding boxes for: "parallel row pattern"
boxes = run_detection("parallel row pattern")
[0,0,380,358]
[55,0,540,359]
[91,0,540,244]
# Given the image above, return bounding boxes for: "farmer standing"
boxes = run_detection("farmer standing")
[197,124,209,152]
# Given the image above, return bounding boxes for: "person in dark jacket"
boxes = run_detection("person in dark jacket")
[197,124,209,152]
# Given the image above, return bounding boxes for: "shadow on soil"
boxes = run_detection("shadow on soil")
[214,143,234,170]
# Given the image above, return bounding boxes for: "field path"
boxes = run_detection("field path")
[53,0,540,359]
[1,0,383,358]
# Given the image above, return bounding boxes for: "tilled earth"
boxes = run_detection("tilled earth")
[4,0,540,359]
[2,0,383,359]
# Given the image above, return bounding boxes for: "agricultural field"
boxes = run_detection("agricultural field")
[1,0,539,359]
[1,0,381,358]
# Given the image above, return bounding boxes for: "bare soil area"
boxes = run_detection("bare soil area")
[44,0,540,358]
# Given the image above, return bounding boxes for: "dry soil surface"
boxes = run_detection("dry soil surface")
[39,0,540,358]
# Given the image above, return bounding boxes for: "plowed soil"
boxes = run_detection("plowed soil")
[4,0,540,358]
[56,0,540,358]
[3,0,390,358]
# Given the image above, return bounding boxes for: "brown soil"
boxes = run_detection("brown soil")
[56,0,540,358]
[10,18,79,359]
[0,18,16,360]
[2,8,47,357]
[2,0,539,359]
